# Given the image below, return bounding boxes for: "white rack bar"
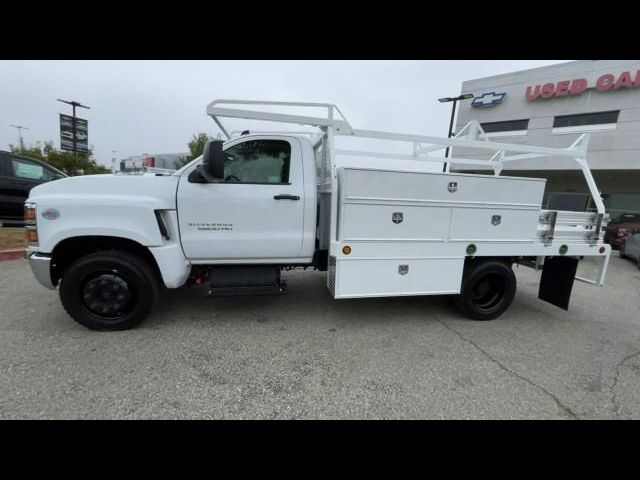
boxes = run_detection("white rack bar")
[335,149,506,167]
[575,251,611,286]
[347,128,586,158]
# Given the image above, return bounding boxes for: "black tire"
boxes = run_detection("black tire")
[619,242,626,258]
[60,250,158,331]
[454,259,516,321]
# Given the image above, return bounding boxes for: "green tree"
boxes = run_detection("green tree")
[175,131,221,169]
[187,132,210,161]
[173,157,189,169]
[11,141,110,176]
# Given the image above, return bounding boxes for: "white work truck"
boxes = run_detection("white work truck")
[25,100,612,330]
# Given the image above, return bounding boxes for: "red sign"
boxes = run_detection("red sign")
[525,70,640,100]
[143,156,155,167]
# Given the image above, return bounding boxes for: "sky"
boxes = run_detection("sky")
[0,60,569,168]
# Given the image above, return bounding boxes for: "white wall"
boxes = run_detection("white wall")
[454,60,640,170]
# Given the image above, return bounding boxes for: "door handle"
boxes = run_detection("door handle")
[274,194,300,201]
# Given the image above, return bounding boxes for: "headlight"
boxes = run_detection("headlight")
[24,202,38,246]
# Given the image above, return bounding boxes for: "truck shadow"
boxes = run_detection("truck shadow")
[149,270,458,330]
[148,268,569,331]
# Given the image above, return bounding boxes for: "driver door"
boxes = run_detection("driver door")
[177,136,305,261]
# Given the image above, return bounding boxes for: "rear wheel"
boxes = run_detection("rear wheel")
[60,250,158,330]
[454,260,516,321]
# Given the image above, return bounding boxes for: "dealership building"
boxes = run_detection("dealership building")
[453,60,640,219]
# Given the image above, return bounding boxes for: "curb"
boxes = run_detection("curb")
[0,248,27,261]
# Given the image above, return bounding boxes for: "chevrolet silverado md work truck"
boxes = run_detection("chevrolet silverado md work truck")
[25,100,612,330]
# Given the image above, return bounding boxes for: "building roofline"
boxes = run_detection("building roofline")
[461,60,581,86]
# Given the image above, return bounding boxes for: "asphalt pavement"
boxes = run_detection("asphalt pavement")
[1,254,639,419]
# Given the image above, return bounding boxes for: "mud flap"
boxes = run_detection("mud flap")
[538,256,579,310]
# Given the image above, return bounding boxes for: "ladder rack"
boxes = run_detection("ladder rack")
[206,99,606,217]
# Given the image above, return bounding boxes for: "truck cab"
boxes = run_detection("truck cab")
[25,131,326,330]
[176,134,318,264]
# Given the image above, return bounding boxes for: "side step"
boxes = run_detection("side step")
[207,265,286,297]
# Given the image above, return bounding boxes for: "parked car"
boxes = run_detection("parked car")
[604,212,640,249]
[0,150,67,226]
[620,231,640,269]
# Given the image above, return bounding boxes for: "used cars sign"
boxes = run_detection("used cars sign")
[525,70,640,101]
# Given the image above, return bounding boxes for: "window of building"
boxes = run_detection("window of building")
[552,111,619,133]
[545,192,590,212]
[480,119,529,136]
[223,140,291,184]
[602,193,640,220]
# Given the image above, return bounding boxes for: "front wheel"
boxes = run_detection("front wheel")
[60,250,158,330]
[454,259,516,321]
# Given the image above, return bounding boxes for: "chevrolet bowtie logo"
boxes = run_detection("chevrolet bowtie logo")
[471,92,506,108]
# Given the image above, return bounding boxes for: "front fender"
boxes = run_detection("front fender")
[32,195,167,253]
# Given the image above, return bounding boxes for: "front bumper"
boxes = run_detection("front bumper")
[28,252,56,290]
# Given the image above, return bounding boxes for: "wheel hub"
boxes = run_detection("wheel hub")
[471,273,505,311]
[82,274,133,318]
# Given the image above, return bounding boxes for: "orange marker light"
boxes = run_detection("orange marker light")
[342,245,351,255]
[24,206,36,222]
[26,229,38,244]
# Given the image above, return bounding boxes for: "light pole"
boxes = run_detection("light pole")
[57,98,90,156]
[438,93,474,172]
[10,124,29,151]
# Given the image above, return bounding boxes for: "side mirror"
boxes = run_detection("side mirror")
[188,168,207,183]
[201,140,225,182]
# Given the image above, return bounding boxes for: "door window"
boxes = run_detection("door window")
[222,140,291,184]
[11,157,54,181]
